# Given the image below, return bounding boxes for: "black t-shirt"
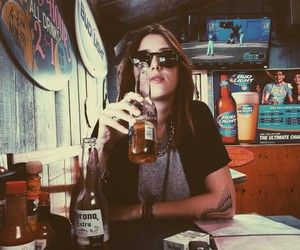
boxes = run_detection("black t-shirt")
[102,101,231,205]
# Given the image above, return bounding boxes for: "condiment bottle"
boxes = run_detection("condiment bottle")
[74,138,108,249]
[26,161,42,231]
[128,62,158,164]
[35,192,55,250]
[216,74,238,144]
[0,180,35,249]
[0,166,7,231]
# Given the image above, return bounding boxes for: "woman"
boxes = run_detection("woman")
[95,24,236,222]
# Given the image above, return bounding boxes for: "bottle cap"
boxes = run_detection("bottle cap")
[26,161,43,175]
[39,192,50,202]
[6,181,27,194]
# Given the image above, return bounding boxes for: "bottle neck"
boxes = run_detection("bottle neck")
[81,142,98,191]
[220,85,231,97]
[5,194,29,226]
[136,63,151,98]
[37,203,51,222]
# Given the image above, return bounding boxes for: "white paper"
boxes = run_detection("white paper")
[194,214,300,237]
[214,235,300,250]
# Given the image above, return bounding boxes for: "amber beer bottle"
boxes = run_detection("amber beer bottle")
[74,138,108,249]
[128,62,158,164]
[35,192,55,250]
[0,181,35,249]
[216,74,238,144]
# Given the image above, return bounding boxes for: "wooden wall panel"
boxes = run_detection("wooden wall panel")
[34,87,57,187]
[15,74,35,152]
[55,85,71,147]
[69,60,81,146]
[86,73,99,135]
[234,145,300,218]
[77,62,88,139]
[0,41,16,153]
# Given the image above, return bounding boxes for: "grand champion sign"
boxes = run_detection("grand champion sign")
[0,0,75,91]
[75,0,107,79]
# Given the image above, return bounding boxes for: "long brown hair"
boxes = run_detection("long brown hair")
[117,24,195,146]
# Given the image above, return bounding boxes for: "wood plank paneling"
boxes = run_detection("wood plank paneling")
[0,41,16,153]
[77,62,88,139]
[69,60,81,146]
[34,87,56,187]
[86,73,99,136]
[15,73,35,152]
[55,84,71,147]
[233,144,300,218]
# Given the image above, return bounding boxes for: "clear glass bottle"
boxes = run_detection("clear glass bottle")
[35,192,55,250]
[0,181,35,249]
[128,62,158,164]
[74,138,108,249]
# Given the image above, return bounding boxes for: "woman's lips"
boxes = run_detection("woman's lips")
[150,75,164,82]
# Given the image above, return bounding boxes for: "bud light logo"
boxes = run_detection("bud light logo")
[229,74,254,91]
[238,104,254,115]
[217,112,237,137]
[217,112,237,129]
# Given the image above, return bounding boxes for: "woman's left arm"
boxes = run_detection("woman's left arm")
[108,165,236,221]
[152,165,236,220]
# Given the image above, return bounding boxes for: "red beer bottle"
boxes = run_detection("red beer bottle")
[216,74,238,144]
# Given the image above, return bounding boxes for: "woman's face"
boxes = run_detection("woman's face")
[134,34,179,102]
[294,74,300,84]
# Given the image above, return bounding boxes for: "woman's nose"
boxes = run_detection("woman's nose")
[150,55,161,70]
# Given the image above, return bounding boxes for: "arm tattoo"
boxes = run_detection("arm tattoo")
[200,185,232,218]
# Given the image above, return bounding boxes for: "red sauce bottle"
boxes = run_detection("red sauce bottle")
[0,180,35,249]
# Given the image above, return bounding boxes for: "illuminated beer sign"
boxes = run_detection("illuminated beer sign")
[75,0,107,79]
[0,0,75,91]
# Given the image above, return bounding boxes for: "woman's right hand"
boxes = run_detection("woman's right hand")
[97,92,143,154]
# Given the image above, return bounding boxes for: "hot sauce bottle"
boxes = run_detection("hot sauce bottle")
[0,181,35,249]
[26,161,42,231]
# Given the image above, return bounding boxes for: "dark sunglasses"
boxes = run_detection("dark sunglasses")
[131,49,180,68]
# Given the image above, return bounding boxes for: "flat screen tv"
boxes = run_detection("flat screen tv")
[182,17,272,70]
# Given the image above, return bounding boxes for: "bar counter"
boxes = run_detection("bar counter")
[66,214,300,249]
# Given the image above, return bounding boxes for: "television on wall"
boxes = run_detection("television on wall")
[182,17,272,70]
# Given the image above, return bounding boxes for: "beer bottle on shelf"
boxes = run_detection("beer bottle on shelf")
[35,192,55,250]
[26,161,42,232]
[128,62,158,164]
[74,138,108,249]
[216,74,238,144]
[0,181,35,249]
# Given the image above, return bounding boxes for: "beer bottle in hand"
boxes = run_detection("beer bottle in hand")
[216,74,238,144]
[128,62,158,164]
[74,138,106,249]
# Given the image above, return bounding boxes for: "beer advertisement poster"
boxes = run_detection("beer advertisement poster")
[213,69,300,145]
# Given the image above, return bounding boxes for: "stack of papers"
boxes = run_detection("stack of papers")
[194,214,300,250]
